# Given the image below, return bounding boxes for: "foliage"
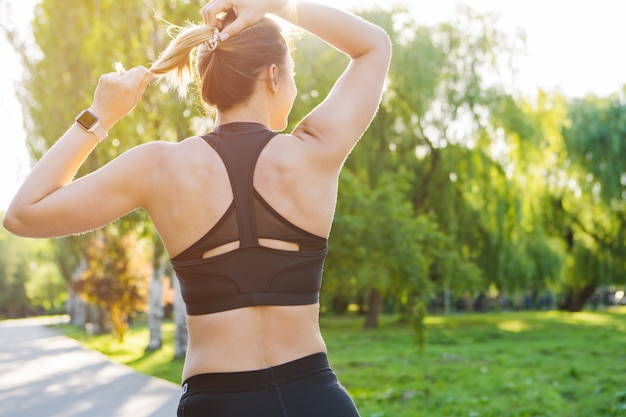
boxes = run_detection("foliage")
[0,225,30,318]
[494,92,572,295]
[325,169,437,306]
[53,308,626,417]
[74,227,151,341]
[0,223,65,317]
[562,92,626,296]
[23,239,67,313]
[565,90,626,204]
[497,90,626,310]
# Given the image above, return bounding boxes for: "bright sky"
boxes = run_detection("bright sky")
[1,0,625,211]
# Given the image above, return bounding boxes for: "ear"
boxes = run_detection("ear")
[266,63,281,93]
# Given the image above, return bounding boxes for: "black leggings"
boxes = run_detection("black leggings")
[177,353,361,417]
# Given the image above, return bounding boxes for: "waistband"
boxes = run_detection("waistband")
[181,352,331,395]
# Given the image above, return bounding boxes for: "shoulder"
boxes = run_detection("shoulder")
[265,133,311,167]
[130,137,202,158]
[126,136,208,170]
[116,136,211,194]
[276,130,346,174]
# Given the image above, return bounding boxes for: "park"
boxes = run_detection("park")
[1,0,625,416]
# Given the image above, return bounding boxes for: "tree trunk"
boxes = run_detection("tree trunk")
[91,304,110,334]
[364,288,381,329]
[443,284,451,315]
[146,242,166,352]
[69,259,88,326]
[146,267,163,352]
[68,292,88,326]
[172,273,188,359]
[331,296,349,315]
[559,285,597,312]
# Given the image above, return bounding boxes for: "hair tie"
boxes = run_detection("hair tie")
[205,28,222,51]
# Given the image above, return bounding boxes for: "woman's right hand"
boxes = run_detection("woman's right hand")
[90,65,154,131]
[200,0,290,40]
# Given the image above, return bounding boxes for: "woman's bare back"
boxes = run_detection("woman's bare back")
[145,132,336,378]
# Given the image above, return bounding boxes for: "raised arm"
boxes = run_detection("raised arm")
[281,2,391,162]
[2,66,154,238]
[202,0,392,165]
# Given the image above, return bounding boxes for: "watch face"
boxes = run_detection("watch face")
[77,110,98,129]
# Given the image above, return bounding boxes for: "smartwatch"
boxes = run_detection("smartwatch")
[75,110,108,142]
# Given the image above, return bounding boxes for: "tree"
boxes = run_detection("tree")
[325,169,448,327]
[172,272,188,359]
[493,87,626,311]
[73,227,150,341]
[24,239,67,313]
[0,225,31,318]
[355,7,524,311]
[557,91,626,310]
[146,234,166,351]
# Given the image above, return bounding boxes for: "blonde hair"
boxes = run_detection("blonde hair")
[149,25,210,98]
[150,15,289,111]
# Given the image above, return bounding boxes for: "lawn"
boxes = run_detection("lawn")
[52,307,626,417]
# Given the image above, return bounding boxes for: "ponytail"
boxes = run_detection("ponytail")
[149,24,212,99]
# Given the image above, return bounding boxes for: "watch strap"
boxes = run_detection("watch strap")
[90,123,108,142]
[75,110,108,142]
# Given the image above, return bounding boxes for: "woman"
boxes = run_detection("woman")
[3,0,391,415]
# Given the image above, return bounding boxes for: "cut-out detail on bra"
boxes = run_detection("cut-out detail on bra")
[259,238,300,252]
[202,241,240,259]
[202,239,300,259]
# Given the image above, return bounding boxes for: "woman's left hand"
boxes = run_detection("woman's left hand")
[89,65,154,130]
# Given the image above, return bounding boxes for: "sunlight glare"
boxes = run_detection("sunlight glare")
[498,320,531,333]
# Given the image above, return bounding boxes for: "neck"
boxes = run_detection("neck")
[215,96,272,128]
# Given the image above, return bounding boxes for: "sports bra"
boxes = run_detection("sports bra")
[170,122,328,315]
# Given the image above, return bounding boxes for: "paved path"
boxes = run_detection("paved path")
[0,317,181,417]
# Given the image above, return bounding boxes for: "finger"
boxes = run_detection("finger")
[220,13,254,41]
[201,0,230,27]
[137,67,155,89]
[215,17,224,31]
[125,66,149,81]
[126,66,154,101]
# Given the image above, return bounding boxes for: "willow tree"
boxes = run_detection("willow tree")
[494,87,626,311]
[355,6,526,309]
[558,90,626,310]
[493,92,571,305]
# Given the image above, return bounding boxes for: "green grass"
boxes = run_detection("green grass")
[51,307,626,417]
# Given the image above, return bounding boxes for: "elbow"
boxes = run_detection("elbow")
[2,205,35,238]
[2,210,25,237]
[2,210,20,235]
[368,27,392,65]
[350,26,392,62]
[378,28,393,63]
